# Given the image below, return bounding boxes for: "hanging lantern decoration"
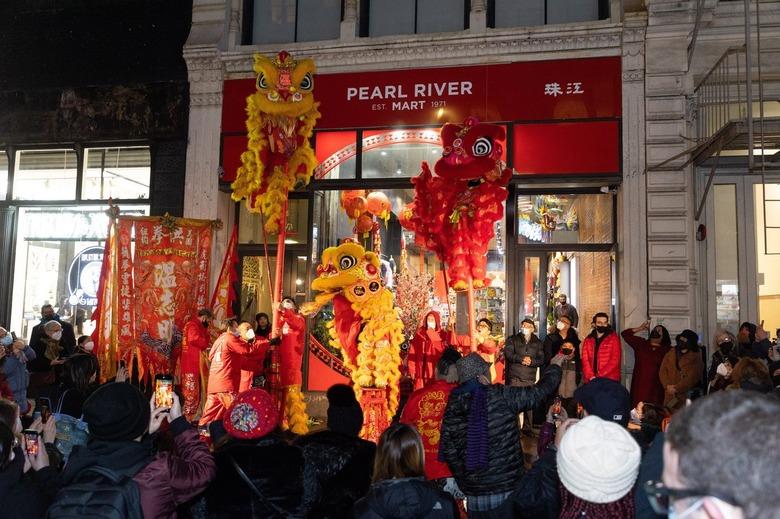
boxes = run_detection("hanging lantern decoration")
[355,213,375,236]
[366,191,392,224]
[340,190,367,220]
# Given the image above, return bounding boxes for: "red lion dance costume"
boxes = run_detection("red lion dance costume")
[400,117,512,290]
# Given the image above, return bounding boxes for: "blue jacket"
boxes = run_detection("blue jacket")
[2,346,35,412]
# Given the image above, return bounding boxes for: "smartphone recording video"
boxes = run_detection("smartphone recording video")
[154,374,174,409]
[23,429,39,456]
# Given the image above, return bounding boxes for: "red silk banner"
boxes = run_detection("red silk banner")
[210,225,239,326]
[91,215,215,382]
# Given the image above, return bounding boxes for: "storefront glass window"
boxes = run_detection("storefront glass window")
[9,204,149,341]
[13,149,78,201]
[546,0,601,24]
[362,129,441,178]
[0,151,8,200]
[238,199,309,245]
[516,193,613,245]
[714,184,740,332]
[494,0,544,28]
[314,131,357,180]
[82,147,151,200]
[754,183,780,336]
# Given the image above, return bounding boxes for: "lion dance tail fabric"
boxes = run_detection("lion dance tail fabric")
[231,51,321,234]
[400,117,512,290]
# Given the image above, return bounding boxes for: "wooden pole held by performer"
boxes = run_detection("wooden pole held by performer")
[272,200,288,333]
[467,277,476,350]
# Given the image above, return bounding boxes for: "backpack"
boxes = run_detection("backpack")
[47,464,145,519]
[53,388,89,464]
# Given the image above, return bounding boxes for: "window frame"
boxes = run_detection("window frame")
[358,0,470,37]
[244,0,345,45]
[1,141,152,207]
[486,0,610,28]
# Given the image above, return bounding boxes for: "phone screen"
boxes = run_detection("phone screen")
[23,430,39,456]
[154,375,174,409]
[38,398,52,424]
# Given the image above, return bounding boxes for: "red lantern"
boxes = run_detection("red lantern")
[355,213,374,234]
[366,191,392,221]
[341,190,367,219]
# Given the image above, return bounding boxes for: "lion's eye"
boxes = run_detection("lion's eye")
[339,256,357,270]
[472,137,493,157]
[300,73,313,91]
[257,73,268,90]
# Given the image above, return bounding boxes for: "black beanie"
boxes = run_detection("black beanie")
[326,384,363,437]
[83,382,150,441]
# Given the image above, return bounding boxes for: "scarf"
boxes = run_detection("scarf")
[43,337,62,362]
[449,378,489,471]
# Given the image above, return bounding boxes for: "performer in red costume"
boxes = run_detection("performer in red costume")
[270,296,309,435]
[199,320,266,426]
[407,311,447,390]
[181,308,212,421]
[238,327,270,392]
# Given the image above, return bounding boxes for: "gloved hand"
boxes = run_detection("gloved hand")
[269,337,281,346]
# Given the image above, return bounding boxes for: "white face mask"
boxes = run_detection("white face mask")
[716,362,731,377]
[0,335,12,347]
[82,341,94,352]
[50,331,63,341]
[556,321,566,331]
[427,320,436,329]
[245,330,255,340]
[630,408,641,422]
[522,328,533,338]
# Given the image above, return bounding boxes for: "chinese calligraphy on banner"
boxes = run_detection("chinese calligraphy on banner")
[95,214,215,382]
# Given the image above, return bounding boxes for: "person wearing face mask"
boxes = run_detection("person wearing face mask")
[503,319,545,434]
[621,320,671,407]
[658,330,703,412]
[543,316,581,394]
[581,312,621,384]
[180,308,213,421]
[0,332,36,415]
[553,294,579,329]
[200,319,266,426]
[273,296,310,435]
[75,335,95,355]
[707,332,738,394]
[408,311,448,390]
[28,320,70,397]
[29,304,76,358]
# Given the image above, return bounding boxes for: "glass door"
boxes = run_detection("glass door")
[238,249,309,326]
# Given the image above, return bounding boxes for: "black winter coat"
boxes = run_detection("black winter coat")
[205,435,308,518]
[295,430,376,518]
[503,333,546,385]
[512,446,561,519]
[440,365,561,495]
[0,446,62,519]
[353,477,457,519]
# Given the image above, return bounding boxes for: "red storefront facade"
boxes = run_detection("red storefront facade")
[220,56,622,390]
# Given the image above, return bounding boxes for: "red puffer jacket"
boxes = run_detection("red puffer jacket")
[581,329,622,383]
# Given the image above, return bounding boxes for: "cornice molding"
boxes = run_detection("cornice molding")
[220,24,623,76]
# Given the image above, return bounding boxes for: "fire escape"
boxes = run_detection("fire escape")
[649,0,780,248]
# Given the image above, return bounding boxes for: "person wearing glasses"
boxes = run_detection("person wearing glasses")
[643,390,779,519]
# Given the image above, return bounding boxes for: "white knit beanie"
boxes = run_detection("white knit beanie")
[556,415,641,504]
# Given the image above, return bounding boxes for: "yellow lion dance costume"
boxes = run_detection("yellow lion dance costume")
[231,51,321,234]
[303,241,404,426]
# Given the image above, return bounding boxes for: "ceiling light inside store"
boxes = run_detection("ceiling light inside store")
[381,151,387,156]
[284,239,298,244]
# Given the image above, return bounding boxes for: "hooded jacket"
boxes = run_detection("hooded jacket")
[353,477,457,519]
[659,331,704,410]
[279,308,306,386]
[62,417,216,519]
[440,365,561,495]
[408,311,447,390]
[503,332,545,385]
